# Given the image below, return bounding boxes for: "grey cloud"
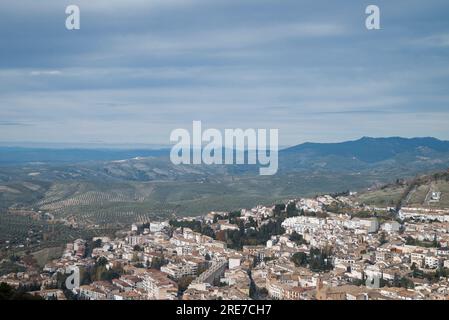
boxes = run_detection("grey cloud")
[0,0,449,145]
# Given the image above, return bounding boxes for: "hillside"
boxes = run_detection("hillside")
[283,137,449,162]
[280,137,449,173]
[2,137,449,225]
[2,137,449,255]
[355,170,449,209]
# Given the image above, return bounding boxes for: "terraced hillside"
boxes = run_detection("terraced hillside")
[0,210,117,254]
[2,137,449,235]
[25,170,386,226]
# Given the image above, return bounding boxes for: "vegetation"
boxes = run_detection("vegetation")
[177,276,195,294]
[291,248,334,272]
[379,232,388,245]
[286,203,299,217]
[289,232,308,245]
[169,219,215,239]
[77,257,123,283]
[323,201,350,214]
[225,218,285,250]
[228,211,241,224]
[0,283,42,300]
[0,261,26,277]
[291,252,308,267]
[149,256,166,270]
[411,267,449,283]
[357,170,449,210]
[169,219,202,232]
[405,236,439,248]
[391,275,415,289]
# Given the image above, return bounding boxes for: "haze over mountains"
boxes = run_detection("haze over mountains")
[280,136,449,173]
[2,136,449,175]
[284,137,449,162]
[1,136,448,161]
[1,137,449,218]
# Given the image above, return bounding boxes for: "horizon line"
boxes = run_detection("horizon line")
[0,136,447,150]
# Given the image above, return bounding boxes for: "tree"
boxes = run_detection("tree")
[201,226,216,239]
[228,211,241,223]
[291,252,308,267]
[169,219,202,233]
[150,256,165,270]
[101,268,122,281]
[309,248,333,272]
[286,203,299,217]
[379,232,388,245]
[0,283,42,300]
[392,274,414,289]
[273,204,285,217]
[258,287,269,298]
[432,235,440,248]
[177,276,194,293]
[96,257,108,267]
[245,217,257,229]
[9,255,20,263]
[229,230,242,250]
[93,239,102,248]
[289,232,306,245]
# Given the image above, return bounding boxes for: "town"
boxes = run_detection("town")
[2,191,449,300]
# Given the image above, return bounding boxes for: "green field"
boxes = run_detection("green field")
[24,171,390,224]
[0,210,118,256]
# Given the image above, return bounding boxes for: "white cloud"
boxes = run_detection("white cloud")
[1,0,449,144]
[30,70,62,76]
[104,22,347,57]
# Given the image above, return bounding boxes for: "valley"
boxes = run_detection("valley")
[1,136,449,257]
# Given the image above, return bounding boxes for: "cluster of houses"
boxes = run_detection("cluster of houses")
[3,194,449,300]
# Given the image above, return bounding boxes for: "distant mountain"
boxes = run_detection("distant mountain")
[2,137,449,220]
[279,137,449,173]
[1,137,449,181]
[282,137,449,163]
[0,147,170,165]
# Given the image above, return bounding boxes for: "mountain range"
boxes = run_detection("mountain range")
[279,136,449,173]
[2,136,449,170]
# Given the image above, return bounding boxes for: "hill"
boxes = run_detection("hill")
[283,137,449,162]
[2,136,449,226]
[355,170,449,209]
[280,136,449,173]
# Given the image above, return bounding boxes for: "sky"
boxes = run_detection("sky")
[1,0,449,147]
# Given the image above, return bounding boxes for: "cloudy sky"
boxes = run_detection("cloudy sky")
[1,0,449,147]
